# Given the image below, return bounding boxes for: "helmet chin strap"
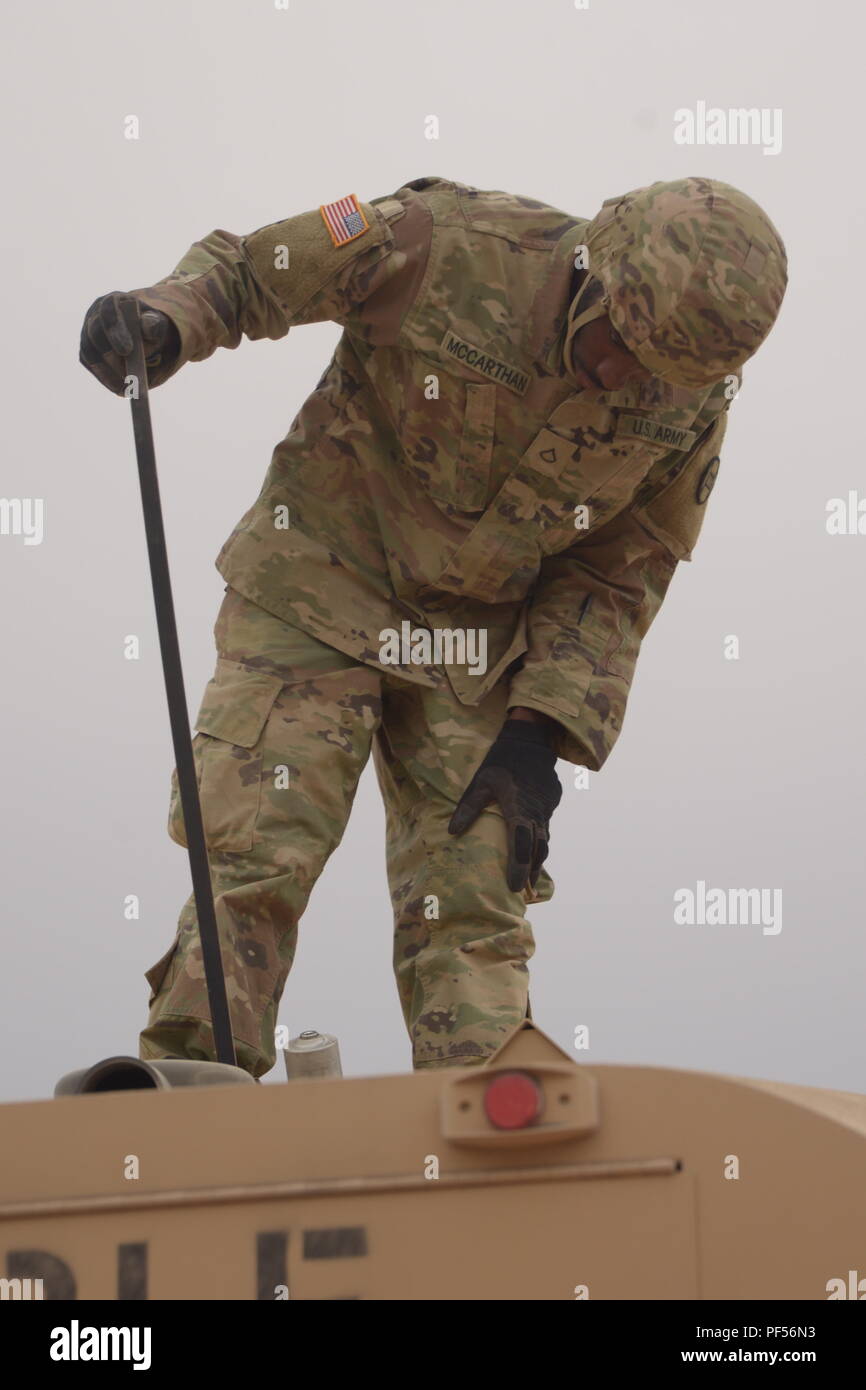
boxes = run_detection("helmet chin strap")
[563,276,609,376]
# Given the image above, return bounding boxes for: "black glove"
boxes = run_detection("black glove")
[79,291,180,395]
[448,720,562,893]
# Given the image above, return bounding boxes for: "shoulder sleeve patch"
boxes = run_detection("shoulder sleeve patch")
[633,412,728,561]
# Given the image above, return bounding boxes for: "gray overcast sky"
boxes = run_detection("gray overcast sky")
[1,0,863,1101]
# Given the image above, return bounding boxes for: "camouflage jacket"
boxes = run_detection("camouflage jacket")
[132,176,733,769]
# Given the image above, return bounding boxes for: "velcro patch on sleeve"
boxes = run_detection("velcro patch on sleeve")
[320,193,369,247]
[242,197,387,318]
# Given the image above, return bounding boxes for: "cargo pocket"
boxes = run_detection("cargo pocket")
[518,399,655,557]
[144,939,178,1007]
[167,658,285,854]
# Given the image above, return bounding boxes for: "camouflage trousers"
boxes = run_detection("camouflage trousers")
[139,586,554,1077]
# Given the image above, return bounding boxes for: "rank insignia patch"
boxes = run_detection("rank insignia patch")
[320,194,369,247]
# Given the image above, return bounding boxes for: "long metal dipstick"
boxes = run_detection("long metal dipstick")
[119,298,236,1067]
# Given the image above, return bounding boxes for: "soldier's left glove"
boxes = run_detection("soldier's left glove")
[79,291,181,396]
[448,720,562,893]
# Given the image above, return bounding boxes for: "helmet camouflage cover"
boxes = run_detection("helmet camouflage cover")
[582,176,788,388]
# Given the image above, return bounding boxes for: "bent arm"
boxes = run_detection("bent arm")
[129,195,410,386]
[507,412,729,769]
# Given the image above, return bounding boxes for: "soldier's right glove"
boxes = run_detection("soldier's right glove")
[79,292,180,395]
[448,720,562,893]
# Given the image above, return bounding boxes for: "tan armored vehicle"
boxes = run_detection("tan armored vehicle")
[2,1020,865,1300]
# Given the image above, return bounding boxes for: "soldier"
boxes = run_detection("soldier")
[80,176,787,1077]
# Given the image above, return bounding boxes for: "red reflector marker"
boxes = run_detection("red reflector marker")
[483,1070,543,1130]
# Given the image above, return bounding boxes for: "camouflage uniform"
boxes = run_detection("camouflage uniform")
[132,176,786,1074]
[140,586,549,1075]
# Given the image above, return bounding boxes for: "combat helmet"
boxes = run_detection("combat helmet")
[576,177,787,388]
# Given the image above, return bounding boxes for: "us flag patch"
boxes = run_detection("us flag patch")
[319,194,369,247]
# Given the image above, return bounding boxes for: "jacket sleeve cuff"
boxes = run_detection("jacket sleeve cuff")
[125,281,226,387]
[505,693,600,769]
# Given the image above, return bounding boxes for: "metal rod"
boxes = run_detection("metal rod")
[119,299,236,1067]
